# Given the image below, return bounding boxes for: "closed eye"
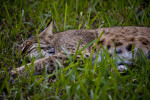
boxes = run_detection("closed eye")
[47,48,55,54]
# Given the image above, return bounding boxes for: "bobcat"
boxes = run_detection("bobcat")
[10,22,150,76]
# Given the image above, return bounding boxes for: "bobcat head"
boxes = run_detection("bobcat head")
[18,22,55,60]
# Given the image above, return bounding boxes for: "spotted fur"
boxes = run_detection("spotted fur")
[10,23,150,76]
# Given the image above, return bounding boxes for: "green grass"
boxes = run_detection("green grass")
[0,0,150,99]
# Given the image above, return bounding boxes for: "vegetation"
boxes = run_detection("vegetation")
[0,0,150,99]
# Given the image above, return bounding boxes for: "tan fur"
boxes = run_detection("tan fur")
[10,26,150,76]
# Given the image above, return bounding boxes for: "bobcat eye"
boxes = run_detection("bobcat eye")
[47,48,55,54]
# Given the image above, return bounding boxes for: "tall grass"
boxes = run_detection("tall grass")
[0,0,150,99]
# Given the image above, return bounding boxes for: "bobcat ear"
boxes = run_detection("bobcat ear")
[40,21,53,36]
[45,21,53,35]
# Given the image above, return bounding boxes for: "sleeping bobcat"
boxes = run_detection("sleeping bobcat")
[10,22,150,76]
